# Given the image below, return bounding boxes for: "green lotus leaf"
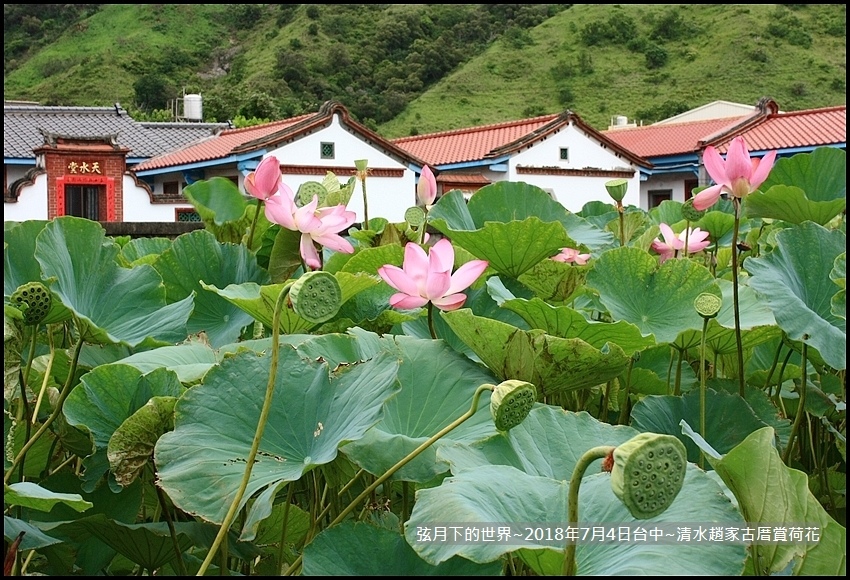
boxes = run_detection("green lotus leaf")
[428,189,477,231]
[497,297,655,357]
[303,522,503,576]
[34,217,193,346]
[578,200,619,229]
[155,347,400,524]
[182,177,257,244]
[405,464,745,575]
[204,272,376,335]
[438,406,638,480]
[39,514,194,573]
[831,252,845,321]
[107,396,178,487]
[63,365,183,487]
[745,185,846,226]
[443,309,629,396]
[118,236,172,266]
[432,216,571,278]
[4,220,73,324]
[341,336,500,482]
[117,341,217,384]
[4,516,64,550]
[586,246,720,344]
[267,225,303,283]
[693,426,846,576]
[152,229,269,348]
[697,211,736,247]
[758,146,846,202]
[630,389,773,466]
[746,222,846,370]
[650,200,686,227]
[516,258,586,304]
[4,482,92,513]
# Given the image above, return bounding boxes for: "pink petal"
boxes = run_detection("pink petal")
[402,243,430,284]
[429,238,455,273]
[702,146,729,187]
[446,260,489,295]
[379,265,420,296]
[692,184,723,211]
[431,293,468,311]
[749,150,777,191]
[424,269,452,302]
[300,234,321,270]
[724,137,753,182]
[264,193,297,230]
[313,233,353,254]
[390,293,429,310]
[659,223,683,250]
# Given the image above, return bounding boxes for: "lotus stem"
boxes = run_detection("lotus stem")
[247,199,264,251]
[699,317,709,470]
[156,482,188,576]
[762,338,785,395]
[284,383,496,576]
[617,356,636,425]
[617,201,625,247]
[427,303,437,340]
[731,199,745,397]
[782,338,809,465]
[673,347,685,396]
[4,329,84,485]
[31,325,57,423]
[563,446,616,576]
[197,282,293,576]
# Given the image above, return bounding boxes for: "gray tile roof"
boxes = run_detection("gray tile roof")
[4,103,228,160]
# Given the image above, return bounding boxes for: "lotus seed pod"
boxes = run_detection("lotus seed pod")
[604,178,629,203]
[681,198,706,222]
[10,282,52,326]
[404,206,426,227]
[489,380,537,431]
[288,271,342,324]
[296,181,329,207]
[694,293,722,319]
[610,433,687,519]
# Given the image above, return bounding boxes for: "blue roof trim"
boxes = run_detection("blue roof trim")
[134,150,267,177]
[4,158,36,166]
[435,155,512,171]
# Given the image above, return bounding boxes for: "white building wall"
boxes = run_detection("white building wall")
[122,175,194,221]
[640,172,694,208]
[4,171,48,222]
[266,114,416,224]
[506,123,642,212]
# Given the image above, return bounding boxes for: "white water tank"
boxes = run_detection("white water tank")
[184,94,203,121]
[615,115,629,126]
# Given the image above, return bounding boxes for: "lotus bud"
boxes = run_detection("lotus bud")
[604,178,629,203]
[489,380,537,431]
[694,293,722,319]
[681,198,706,222]
[10,282,52,326]
[288,271,342,324]
[417,165,437,208]
[610,433,687,519]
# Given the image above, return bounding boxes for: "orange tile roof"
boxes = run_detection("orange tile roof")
[709,105,846,153]
[392,114,560,165]
[602,117,750,158]
[133,115,311,171]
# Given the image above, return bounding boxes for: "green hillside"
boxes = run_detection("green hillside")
[4,4,845,134]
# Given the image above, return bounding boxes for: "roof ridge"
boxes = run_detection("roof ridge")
[394,113,560,142]
[220,113,312,135]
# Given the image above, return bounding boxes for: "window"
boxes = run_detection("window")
[559,147,569,161]
[163,181,180,195]
[648,189,672,208]
[65,185,103,220]
[684,179,698,200]
[320,142,335,159]
[176,208,202,222]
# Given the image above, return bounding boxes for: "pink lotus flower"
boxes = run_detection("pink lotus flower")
[651,223,711,263]
[693,136,777,211]
[551,247,590,265]
[244,156,282,200]
[378,239,488,311]
[417,165,437,207]
[264,186,356,270]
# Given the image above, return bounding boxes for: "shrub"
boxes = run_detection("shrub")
[305,5,320,20]
[644,44,668,69]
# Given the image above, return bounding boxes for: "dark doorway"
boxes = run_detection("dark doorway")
[65,185,104,221]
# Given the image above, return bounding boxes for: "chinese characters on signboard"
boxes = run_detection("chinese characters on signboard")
[67,161,102,174]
